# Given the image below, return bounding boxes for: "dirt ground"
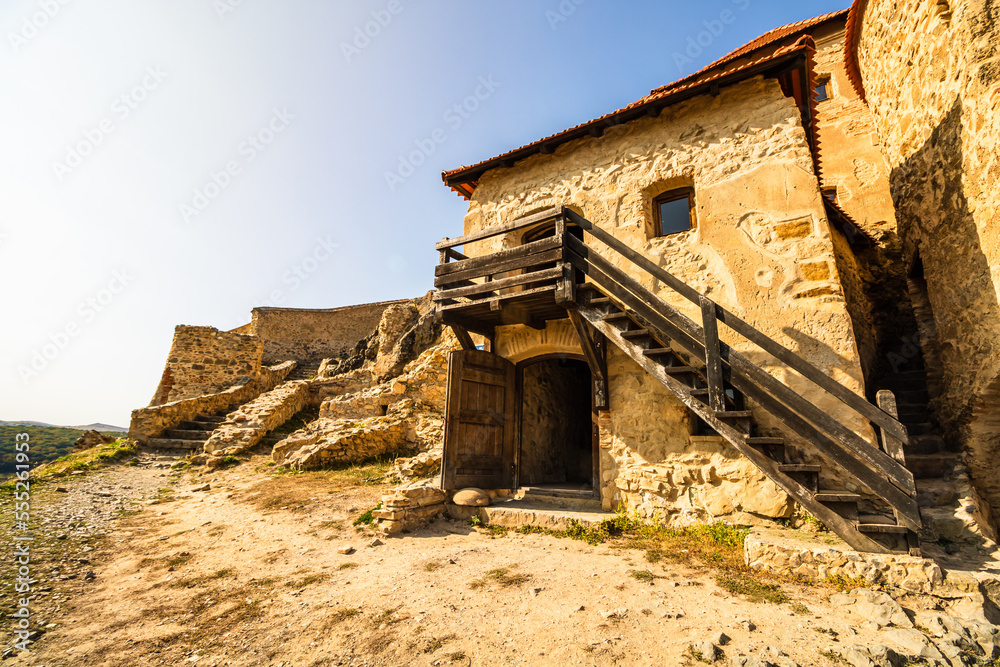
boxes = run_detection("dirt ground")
[0,454,936,666]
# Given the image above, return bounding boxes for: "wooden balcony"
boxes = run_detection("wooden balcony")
[434,208,577,335]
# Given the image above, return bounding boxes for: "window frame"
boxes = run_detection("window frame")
[814,76,832,103]
[652,187,696,237]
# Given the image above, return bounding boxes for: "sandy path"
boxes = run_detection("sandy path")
[5,456,898,666]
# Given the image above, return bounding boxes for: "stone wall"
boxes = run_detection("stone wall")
[129,361,296,443]
[250,300,408,364]
[458,75,877,521]
[148,326,263,406]
[852,0,1000,521]
[202,380,312,454]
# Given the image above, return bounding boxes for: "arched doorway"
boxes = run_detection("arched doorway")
[516,355,596,492]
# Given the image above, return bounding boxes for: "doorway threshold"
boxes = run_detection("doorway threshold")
[482,498,613,531]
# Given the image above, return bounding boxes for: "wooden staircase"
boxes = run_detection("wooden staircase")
[434,206,921,554]
[576,288,914,553]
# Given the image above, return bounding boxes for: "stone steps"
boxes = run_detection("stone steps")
[286,360,323,381]
[147,438,203,451]
[516,487,603,511]
[479,499,614,531]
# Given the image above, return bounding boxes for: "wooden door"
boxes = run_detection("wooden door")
[441,350,517,490]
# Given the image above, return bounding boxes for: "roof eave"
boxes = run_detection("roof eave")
[442,45,814,199]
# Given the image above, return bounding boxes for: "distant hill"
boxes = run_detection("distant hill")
[0,420,126,432]
[0,423,125,476]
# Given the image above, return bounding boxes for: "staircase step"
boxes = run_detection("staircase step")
[148,439,203,450]
[588,297,612,307]
[908,435,946,455]
[779,464,822,473]
[905,422,936,436]
[620,329,651,340]
[643,349,675,357]
[746,437,785,446]
[896,390,930,403]
[907,453,958,479]
[857,523,908,535]
[602,312,631,322]
[716,411,754,420]
[658,365,699,375]
[163,429,212,440]
[815,491,862,503]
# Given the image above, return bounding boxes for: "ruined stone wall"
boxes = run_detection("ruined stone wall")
[459,76,875,519]
[853,0,1000,518]
[148,326,262,406]
[250,300,408,364]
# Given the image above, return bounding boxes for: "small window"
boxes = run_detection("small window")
[815,76,831,102]
[822,186,839,204]
[653,188,695,236]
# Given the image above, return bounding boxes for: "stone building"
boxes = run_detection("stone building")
[845,0,1000,538]
[432,8,998,555]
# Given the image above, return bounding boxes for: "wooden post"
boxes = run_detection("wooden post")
[450,325,477,352]
[876,390,907,465]
[700,296,726,412]
[567,309,608,410]
[877,389,921,556]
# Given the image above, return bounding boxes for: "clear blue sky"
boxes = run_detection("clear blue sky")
[0,0,847,428]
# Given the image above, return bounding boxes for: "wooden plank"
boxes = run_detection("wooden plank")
[434,267,563,301]
[565,209,702,303]
[565,209,908,443]
[435,235,562,278]
[565,238,706,349]
[575,303,892,554]
[725,364,921,530]
[456,409,506,426]
[445,248,468,261]
[567,309,606,385]
[434,248,564,287]
[450,325,477,352]
[876,390,907,465]
[436,206,563,250]
[438,284,559,313]
[701,296,727,412]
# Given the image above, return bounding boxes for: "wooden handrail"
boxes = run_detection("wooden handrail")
[564,208,909,443]
[436,206,564,251]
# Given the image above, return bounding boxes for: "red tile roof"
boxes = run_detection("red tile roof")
[442,9,849,198]
[650,9,849,95]
[844,0,870,101]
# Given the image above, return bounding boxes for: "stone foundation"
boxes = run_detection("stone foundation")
[373,479,447,536]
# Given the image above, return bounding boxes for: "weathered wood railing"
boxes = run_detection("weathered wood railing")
[434,205,919,531]
[434,208,575,310]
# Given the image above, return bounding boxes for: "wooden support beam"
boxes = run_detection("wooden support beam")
[567,308,608,409]
[701,296,727,412]
[450,325,477,352]
[877,390,921,556]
